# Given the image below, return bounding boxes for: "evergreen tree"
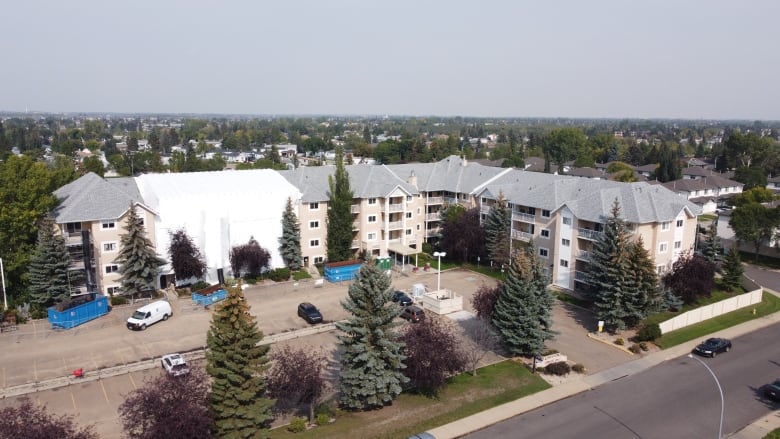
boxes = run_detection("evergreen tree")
[115,204,166,297]
[206,284,274,438]
[624,236,657,326]
[327,146,355,262]
[699,222,723,264]
[168,229,207,283]
[278,197,302,270]
[585,200,634,331]
[720,246,744,292]
[484,192,511,268]
[337,262,407,410]
[491,242,554,357]
[28,216,77,307]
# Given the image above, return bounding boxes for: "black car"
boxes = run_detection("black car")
[297,302,323,324]
[764,379,780,402]
[692,337,732,357]
[392,291,413,307]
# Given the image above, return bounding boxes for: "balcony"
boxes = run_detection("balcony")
[574,271,590,283]
[426,227,442,237]
[383,204,403,213]
[406,237,417,246]
[480,205,492,214]
[351,240,361,248]
[362,241,381,250]
[511,230,533,241]
[577,228,603,241]
[388,238,402,245]
[512,212,535,223]
[426,213,441,221]
[444,197,458,205]
[351,205,360,213]
[352,221,360,230]
[384,221,403,230]
[427,196,443,205]
[575,250,591,261]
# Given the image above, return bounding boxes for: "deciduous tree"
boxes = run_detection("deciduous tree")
[460,317,500,376]
[168,229,207,283]
[440,205,485,263]
[337,262,407,410]
[118,370,213,439]
[0,397,97,439]
[278,197,302,270]
[471,283,501,321]
[266,346,327,423]
[206,284,274,438]
[663,251,716,304]
[401,316,466,394]
[115,204,166,297]
[229,237,271,279]
[729,203,780,258]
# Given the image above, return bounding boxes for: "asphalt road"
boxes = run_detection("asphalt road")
[465,322,780,439]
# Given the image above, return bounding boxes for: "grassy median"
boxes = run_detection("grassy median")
[655,291,780,349]
[269,360,550,439]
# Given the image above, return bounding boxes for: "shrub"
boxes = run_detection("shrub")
[422,242,433,255]
[639,342,649,351]
[544,361,571,376]
[636,323,662,342]
[316,413,330,426]
[268,267,291,282]
[314,402,336,418]
[293,270,312,281]
[288,417,307,433]
[614,338,625,346]
[110,296,128,306]
[572,363,586,373]
[540,348,559,356]
[191,280,210,291]
[244,277,257,285]
[628,344,642,354]
[175,288,191,297]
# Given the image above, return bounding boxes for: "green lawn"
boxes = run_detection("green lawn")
[655,291,780,349]
[765,427,780,439]
[268,360,550,439]
[642,284,746,326]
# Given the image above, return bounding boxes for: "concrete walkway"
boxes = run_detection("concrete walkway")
[427,308,780,439]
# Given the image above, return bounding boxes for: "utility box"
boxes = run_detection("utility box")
[411,283,427,298]
[375,257,392,272]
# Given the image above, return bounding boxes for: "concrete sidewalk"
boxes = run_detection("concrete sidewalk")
[426,310,780,439]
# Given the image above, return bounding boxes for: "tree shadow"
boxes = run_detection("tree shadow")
[555,301,599,333]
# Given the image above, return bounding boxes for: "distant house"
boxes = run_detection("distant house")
[565,167,603,180]
[655,174,743,214]
[635,164,658,178]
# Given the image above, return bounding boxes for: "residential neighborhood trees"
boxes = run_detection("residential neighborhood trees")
[115,204,166,297]
[28,216,77,308]
[206,284,274,438]
[401,317,466,394]
[484,192,511,268]
[471,283,500,321]
[278,197,302,270]
[118,370,213,439]
[440,205,485,263]
[0,397,98,439]
[663,251,716,304]
[720,246,744,292]
[167,229,207,283]
[491,243,554,357]
[327,146,355,262]
[266,346,327,423]
[698,222,723,264]
[729,203,780,258]
[229,237,271,279]
[336,262,407,410]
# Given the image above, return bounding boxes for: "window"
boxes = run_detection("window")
[368,215,377,223]
[676,219,684,227]
[417,208,421,214]
[561,238,570,247]
[309,202,319,210]
[656,265,665,275]
[314,256,324,264]
[661,221,670,230]
[103,242,117,252]
[406,229,412,235]
[309,239,320,247]
[309,220,319,229]
[368,198,377,205]
[540,229,550,239]
[367,232,377,240]
[106,286,120,295]
[101,220,115,230]
[65,222,82,234]
[539,248,549,258]
[406,196,412,202]
[674,241,682,249]
[562,217,572,226]
[105,264,119,274]
[416,224,421,230]
[659,242,668,253]
[560,259,569,268]
[406,212,412,219]
[542,209,551,218]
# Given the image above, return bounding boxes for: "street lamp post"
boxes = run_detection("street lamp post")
[433,251,446,291]
[688,354,724,439]
[0,257,6,311]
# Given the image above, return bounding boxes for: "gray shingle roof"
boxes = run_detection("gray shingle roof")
[53,173,144,223]
[279,164,419,203]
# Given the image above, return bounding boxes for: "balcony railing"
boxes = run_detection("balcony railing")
[427,196,443,204]
[388,238,402,245]
[406,237,417,245]
[383,204,403,212]
[426,227,441,237]
[351,205,360,213]
[512,212,535,223]
[353,221,360,230]
[426,213,441,221]
[576,250,591,261]
[577,228,603,241]
[362,241,381,250]
[480,205,492,214]
[384,221,403,230]
[511,230,533,241]
[351,240,361,248]
[574,271,590,283]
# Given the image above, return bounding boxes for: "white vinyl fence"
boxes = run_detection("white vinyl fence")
[659,288,762,334]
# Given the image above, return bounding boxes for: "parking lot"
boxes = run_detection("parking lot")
[0,268,631,438]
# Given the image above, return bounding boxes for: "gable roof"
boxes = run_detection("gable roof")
[53,173,144,223]
[279,163,419,203]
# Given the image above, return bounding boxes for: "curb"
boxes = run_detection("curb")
[586,332,635,355]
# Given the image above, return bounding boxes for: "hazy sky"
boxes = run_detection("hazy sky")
[1,1,779,119]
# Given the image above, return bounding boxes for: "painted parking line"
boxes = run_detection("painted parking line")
[70,392,77,411]
[128,373,137,390]
[33,360,38,382]
[99,380,109,403]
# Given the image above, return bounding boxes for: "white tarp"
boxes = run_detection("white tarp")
[134,170,302,282]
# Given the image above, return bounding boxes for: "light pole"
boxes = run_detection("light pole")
[688,354,724,439]
[433,251,446,291]
[0,257,6,311]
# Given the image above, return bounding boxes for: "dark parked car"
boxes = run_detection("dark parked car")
[400,305,425,323]
[692,337,732,357]
[392,290,413,307]
[764,379,780,402]
[297,302,323,324]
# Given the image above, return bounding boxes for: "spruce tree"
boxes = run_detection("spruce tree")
[337,262,407,410]
[278,197,302,270]
[624,236,657,326]
[327,146,355,262]
[720,245,744,292]
[585,200,634,331]
[491,242,554,357]
[28,216,77,307]
[700,222,723,264]
[484,191,511,268]
[206,284,274,438]
[115,204,166,297]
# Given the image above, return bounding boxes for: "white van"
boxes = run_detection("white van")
[126,301,172,330]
